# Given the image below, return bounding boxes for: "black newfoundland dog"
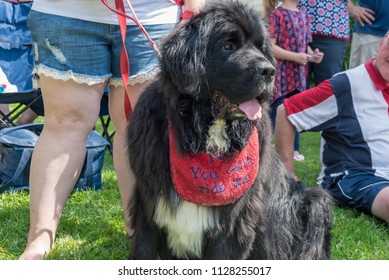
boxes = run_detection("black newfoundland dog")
[126,0,332,260]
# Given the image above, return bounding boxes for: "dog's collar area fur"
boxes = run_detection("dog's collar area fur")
[169,126,260,206]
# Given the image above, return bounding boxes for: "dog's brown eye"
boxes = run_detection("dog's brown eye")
[222,42,234,51]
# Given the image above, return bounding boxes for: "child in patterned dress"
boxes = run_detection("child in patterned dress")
[264,0,323,162]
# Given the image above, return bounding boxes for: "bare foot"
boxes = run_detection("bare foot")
[19,241,51,260]
[19,231,53,260]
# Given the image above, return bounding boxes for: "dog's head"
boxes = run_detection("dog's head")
[160,0,276,122]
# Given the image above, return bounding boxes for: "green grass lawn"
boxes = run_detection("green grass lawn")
[0,149,132,260]
[0,125,388,260]
[0,119,131,260]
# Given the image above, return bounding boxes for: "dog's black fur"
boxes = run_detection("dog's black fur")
[127,0,332,260]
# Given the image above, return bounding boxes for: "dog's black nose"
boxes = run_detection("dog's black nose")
[257,65,276,80]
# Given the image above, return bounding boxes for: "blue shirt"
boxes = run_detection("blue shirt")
[353,0,389,37]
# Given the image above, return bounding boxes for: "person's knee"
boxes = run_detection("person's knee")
[40,77,104,134]
[44,106,98,137]
[371,187,389,223]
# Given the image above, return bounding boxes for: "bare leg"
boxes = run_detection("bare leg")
[108,82,147,237]
[19,76,105,260]
[371,187,389,223]
[16,108,38,126]
[0,104,10,124]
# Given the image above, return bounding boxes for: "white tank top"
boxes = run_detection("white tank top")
[31,0,181,25]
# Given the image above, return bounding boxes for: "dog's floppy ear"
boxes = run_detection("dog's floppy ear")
[160,18,209,99]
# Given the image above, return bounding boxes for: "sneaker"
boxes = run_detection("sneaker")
[293,153,305,162]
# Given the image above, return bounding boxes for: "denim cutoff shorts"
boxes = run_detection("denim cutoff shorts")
[27,10,175,87]
[324,170,389,214]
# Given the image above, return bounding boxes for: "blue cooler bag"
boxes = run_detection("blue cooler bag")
[0,123,110,193]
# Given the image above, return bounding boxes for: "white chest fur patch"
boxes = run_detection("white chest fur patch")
[154,196,217,259]
[206,118,229,154]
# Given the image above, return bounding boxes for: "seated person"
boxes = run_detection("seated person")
[275,30,389,223]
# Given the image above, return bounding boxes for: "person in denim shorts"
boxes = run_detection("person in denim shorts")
[275,30,389,224]
[19,0,205,260]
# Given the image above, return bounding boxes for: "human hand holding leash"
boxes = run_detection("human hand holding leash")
[180,0,205,20]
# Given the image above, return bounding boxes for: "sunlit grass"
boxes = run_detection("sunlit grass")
[0,122,387,259]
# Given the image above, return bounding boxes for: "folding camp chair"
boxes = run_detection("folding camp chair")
[97,91,115,150]
[0,0,115,149]
[0,0,37,127]
[0,88,42,128]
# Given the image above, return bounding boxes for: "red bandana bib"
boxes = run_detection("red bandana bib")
[169,126,260,206]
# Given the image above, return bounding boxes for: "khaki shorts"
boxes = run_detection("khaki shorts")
[349,32,383,69]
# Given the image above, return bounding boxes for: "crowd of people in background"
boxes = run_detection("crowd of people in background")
[267,0,389,224]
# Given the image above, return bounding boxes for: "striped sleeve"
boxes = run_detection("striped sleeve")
[283,80,338,132]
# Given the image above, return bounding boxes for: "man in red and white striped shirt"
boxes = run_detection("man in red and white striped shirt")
[275,30,389,223]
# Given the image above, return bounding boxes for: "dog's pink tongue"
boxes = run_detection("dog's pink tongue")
[238,99,262,120]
